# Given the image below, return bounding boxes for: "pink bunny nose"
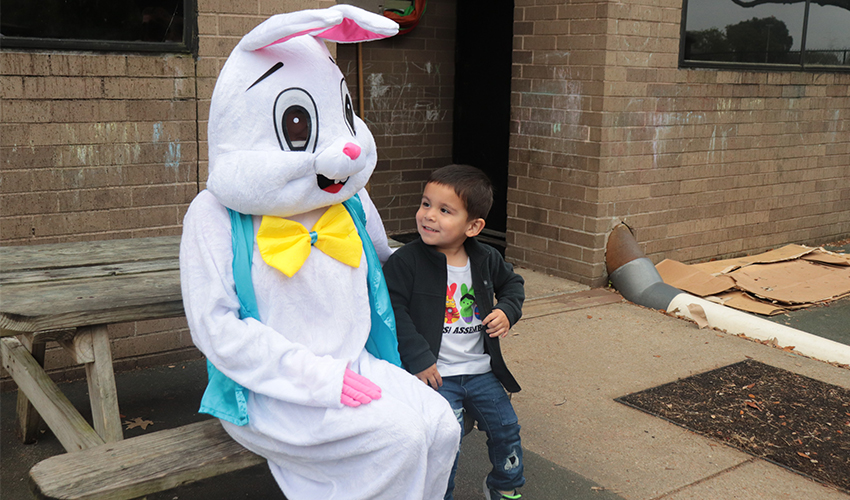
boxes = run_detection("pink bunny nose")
[343,143,361,160]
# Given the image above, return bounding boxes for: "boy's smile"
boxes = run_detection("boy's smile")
[417,182,482,255]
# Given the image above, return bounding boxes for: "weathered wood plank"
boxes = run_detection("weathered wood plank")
[1,301,185,337]
[0,271,183,336]
[0,259,179,286]
[2,337,105,452]
[30,419,264,500]
[1,270,181,315]
[0,236,181,272]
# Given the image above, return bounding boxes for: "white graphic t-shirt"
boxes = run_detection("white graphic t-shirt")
[437,259,491,376]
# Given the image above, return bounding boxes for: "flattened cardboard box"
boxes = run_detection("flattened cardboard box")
[656,245,850,316]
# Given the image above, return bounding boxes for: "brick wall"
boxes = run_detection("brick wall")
[0,0,332,387]
[508,0,850,286]
[0,51,201,386]
[3,0,849,384]
[338,0,457,235]
[1,54,197,244]
[508,0,609,284]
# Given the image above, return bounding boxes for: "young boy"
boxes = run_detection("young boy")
[383,164,526,500]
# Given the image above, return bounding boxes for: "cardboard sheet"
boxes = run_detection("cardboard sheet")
[656,259,736,297]
[730,260,850,304]
[691,244,816,275]
[703,291,787,316]
[657,245,850,315]
[802,249,850,267]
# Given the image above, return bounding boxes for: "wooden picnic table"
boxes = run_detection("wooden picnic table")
[0,236,184,453]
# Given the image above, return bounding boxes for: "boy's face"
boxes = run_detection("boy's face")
[416,182,483,252]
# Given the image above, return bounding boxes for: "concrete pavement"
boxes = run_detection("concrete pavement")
[505,269,849,500]
[2,268,848,499]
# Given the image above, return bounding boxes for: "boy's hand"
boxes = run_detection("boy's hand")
[415,364,443,390]
[484,309,511,338]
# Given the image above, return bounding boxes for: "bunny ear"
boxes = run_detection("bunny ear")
[240,6,398,51]
[316,4,399,43]
[240,9,343,51]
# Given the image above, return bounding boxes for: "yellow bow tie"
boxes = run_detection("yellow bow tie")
[256,204,362,277]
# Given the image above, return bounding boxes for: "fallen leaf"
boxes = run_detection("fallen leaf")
[124,417,154,430]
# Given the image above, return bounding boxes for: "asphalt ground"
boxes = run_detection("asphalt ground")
[2,262,848,500]
[0,358,623,500]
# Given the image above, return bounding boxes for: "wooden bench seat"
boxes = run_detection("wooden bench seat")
[29,419,264,500]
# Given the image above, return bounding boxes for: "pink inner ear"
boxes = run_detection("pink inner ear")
[316,18,391,42]
[258,27,326,49]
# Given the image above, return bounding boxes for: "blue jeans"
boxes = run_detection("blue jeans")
[437,372,524,500]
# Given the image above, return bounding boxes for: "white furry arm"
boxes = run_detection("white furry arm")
[358,188,394,264]
[179,191,347,408]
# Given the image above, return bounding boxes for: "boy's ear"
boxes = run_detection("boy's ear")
[465,218,486,238]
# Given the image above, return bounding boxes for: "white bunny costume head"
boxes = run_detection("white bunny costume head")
[206,5,398,217]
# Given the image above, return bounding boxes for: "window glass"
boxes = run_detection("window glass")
[684,1,805,64]
[682,0,849,69]
[0,0,192,52]
[804,3,850,66]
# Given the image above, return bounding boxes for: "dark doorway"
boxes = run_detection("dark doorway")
[453,0,514,247]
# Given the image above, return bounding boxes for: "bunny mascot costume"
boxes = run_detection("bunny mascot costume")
[179,6,459,499]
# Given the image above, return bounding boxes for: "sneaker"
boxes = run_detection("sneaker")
[483,477,521,500]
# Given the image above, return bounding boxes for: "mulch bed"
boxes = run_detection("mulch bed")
[615,359,850,493]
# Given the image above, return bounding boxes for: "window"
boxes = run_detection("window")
[681,0,850,70]
[0,0,196,54]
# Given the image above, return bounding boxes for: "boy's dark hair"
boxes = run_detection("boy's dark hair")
[428,164,493,221]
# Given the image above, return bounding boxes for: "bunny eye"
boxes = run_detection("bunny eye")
[283,107,310,149]
[273,88,318,153]
[340,79,355,136]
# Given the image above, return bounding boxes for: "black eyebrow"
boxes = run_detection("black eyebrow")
[247,62,284,91]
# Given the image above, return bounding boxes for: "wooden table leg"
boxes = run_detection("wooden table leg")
[1,336,104,451]
[15,333,45,444]
[79,325,124,443]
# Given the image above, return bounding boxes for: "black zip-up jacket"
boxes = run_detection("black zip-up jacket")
[382,237,524,393]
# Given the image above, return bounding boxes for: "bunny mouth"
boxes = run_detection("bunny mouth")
[317,174,349,194]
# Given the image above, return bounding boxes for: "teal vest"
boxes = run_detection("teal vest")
[199,195,401,425]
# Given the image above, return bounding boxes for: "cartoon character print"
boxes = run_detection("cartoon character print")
[445,283,460,324]
[459,283,480,323]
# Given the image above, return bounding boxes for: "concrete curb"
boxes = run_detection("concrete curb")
[606,223,850,367]
[667,293,850,366]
